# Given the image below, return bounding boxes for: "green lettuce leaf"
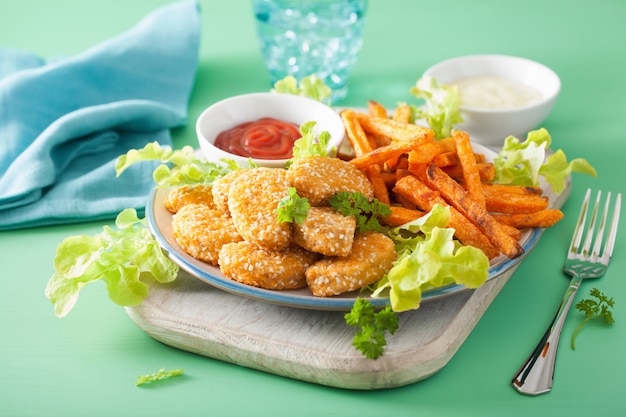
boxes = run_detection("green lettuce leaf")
[289,121,335,164]
[372,204,489,312]
[272,74,332,105]
[45,209,179,317]
[494,128,597,193]
[115,141,238,187]
[407,75,464,140]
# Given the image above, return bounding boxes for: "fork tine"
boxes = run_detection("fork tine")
[591,191,609,259]
[581,190,601,257]
[601,192,622,261]
[569,188,591,254]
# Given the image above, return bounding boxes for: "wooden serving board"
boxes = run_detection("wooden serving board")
[126,182,569,390]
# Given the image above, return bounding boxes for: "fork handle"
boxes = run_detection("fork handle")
[511,275,583,395]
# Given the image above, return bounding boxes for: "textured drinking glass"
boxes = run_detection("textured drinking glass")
[252,0,367,102]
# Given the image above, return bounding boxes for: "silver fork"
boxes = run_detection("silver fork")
[511,188,622,396]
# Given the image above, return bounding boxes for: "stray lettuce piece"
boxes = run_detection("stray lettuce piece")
[372,204,489,312]
[272,74,332,105]
[289,121,335,164]
[344,298,399,360]
[494,128,597,193]
[328,192,392,233]
[115,141,238,187]
[277,187,310,224]
[407,75,464,139]
[136,368,184,387]
[571,288,615,350]
[45,209,179,317]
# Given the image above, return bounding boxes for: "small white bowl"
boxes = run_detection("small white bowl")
[423,54,561,146]
[196,92,345,168]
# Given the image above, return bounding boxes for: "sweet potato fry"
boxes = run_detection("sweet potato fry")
[492,210,564,229]
[443,162,495,182]
[393,175,501,259]
[432,151,459,167]
[355,113,434,142]
[482,183,543,196]
[367,165,391,206]
[350,138,433,170]
[368,100,388,118]
[407,137,456,165]
[383,206,426,227]
[425,163,524,259]
[392,104,411,124]
[453,130,486,209]
[484,189,549,214]
[340,109,375,157]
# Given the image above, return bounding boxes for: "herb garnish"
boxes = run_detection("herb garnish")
[329,192,391,233]
[571,288,615,350]
[344,298,399,360]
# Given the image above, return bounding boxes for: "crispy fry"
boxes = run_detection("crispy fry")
[453,130,486,209]
[340,109,375,157]
[492,209,564,229]
[355,113,434,142]
[425,163,524,259]
[432,151,459,167]
[392,104,411,124]
[383,206,426,227]
[407,137,456,165]
[442,162,495,182]
[368,100,388,118]
[484,189,549,214]
[350,138,433,170]
[367,164,391,206]
[393,175,501,259]
[482,183,544,196]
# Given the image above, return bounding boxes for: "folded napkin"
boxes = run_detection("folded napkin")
[0,0,201,230]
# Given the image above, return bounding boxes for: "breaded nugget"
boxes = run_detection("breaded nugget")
[219,241,320,290]
[306,232,396,297]
[172,204,243,265]
[287,156,375,205]
[292,206,356,256]
[164,184,215,214]
[227,167,292,251]
[211,168,250,213]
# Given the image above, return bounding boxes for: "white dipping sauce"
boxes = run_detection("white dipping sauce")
[453,76,543,109]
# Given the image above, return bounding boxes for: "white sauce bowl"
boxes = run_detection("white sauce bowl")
[196,92,346,168]
[423,54,561,146]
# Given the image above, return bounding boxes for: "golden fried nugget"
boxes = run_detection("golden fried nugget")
[172,204,243,265]
[287,156,374,206]
[306,232,396,297]
[219,241,320,290]
[211,168,250,213]
[292,207,356,257]
[164,184,215,214]
[228,167,292,251]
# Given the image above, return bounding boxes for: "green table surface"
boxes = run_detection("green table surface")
[2,1,625,416]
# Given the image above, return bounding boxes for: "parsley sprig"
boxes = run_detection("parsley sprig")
[329,192,391,233]
[344,298,399,360]
[277,187,310,224]
[571,288,615,350]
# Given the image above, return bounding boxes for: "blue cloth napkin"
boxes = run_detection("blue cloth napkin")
[0,0,201,230]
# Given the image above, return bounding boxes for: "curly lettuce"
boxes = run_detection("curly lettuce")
[407,75,464,140]
[372,204,489,312]
[45,209,179,317]
[272,74,332,105]
[494,128,597,193]
[115,141,239,187]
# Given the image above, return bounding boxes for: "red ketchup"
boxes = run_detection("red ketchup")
[213,118,301,159]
